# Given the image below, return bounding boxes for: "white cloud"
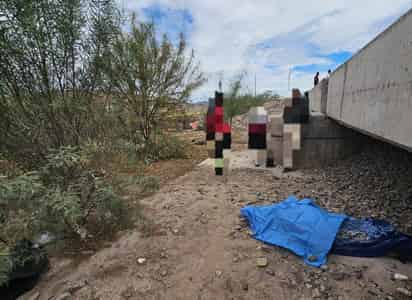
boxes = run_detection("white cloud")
[121,0,412,100]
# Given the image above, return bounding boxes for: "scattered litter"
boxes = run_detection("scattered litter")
[393,273,409,281]
[256,257,268,267]
[137,257,146,264]
[34,232,56,246]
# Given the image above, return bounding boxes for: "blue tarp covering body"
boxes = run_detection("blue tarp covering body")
[332,218,412,260]
[241,196,412,267]
[240,196,346,267]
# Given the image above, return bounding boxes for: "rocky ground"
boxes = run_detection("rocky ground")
[20,135,412,300]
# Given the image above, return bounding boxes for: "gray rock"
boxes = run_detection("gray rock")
[65,280,87,293]
[224,278,233,292]
[240,279,249,291]
[55,293,72,300]
[308,255,318,262]
[330,271,345,281]
[321,265,329,271]
[312,288,321,298]
[28,292,40,300]
[305,283,313,289]
[393,273,409,281]
[396,287,412,297]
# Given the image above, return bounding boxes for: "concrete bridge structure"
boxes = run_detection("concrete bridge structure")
[308,8,412,152]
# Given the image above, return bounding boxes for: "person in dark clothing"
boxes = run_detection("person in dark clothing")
[314,72,320,86]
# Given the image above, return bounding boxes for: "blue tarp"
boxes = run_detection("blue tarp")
[332,218,412,260]
[241,196,347,267]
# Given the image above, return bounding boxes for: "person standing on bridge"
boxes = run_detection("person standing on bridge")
[314,72,320,86]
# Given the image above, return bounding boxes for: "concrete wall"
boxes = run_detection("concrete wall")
[309,79,329,113]
[294,113,362,168]
[267,112,362,169]
[326,9,412,151]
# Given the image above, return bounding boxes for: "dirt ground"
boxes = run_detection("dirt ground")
[20,143,412,300]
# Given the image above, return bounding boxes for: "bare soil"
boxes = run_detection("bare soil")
[21,144,412,300]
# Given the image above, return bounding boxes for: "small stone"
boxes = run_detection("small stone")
[240,279,249,291]
[330,271,345,281]
[215,270,223,277]
[137,257,146,264]
[396,287,412,297]
[305,283,313,289]
[55,293,72,300]
[28,292,40,300]
[256,257,268,267]
[233,257,239,263]
[65,280,88,294]
[261,245,273,253]
[354,270,363,279]
[321,265,329,271]
[320,285,326,292]
[172,229,179,234]
[224,278,233,292]
[312,288,321,298]
[265,269,275,276]
[393,273,409,281]
[308,255,318,262]
[160,269,168,277]
[233,225,242,231]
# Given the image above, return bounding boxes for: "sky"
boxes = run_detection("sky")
[119,0,412,101]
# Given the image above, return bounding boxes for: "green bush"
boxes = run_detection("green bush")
[0,250,11,287]
[144,135,188,163]
[0,147,127,247]
[224,94,269,123]
[0,0,121,163]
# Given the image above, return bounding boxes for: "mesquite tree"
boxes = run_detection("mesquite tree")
[0,0,120,161]
[104,14,205,146]
[224,74,244,126]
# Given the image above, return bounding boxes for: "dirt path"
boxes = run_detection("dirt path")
[22,150,412,300]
